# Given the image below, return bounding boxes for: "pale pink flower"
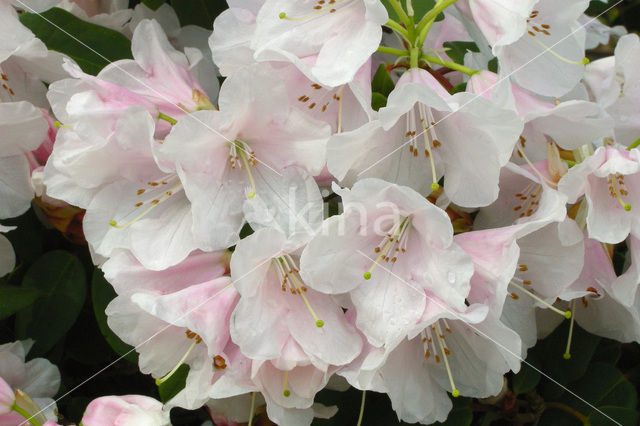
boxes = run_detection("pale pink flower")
[559,146,640,244]
[81,395,170,426]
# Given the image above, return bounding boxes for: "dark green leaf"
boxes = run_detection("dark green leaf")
[451,82,467,94]
[158,364,189,402]
[20,8,133,75]
[561,363,637,413]
[487,57,498,73]
[372,92,388,111]
[587,406,640,426]
[442,41,479,65]
[15,250,86,356]
[436,398,472,426]
[381,0,437,22]
[142,0,166,11]
[592,339,622,365]
[0,285,40,320]
[170,0,227,29]
[372,64,395,97]
[538,407,581,426]
[513,354,541,394]
[91,268,137,363]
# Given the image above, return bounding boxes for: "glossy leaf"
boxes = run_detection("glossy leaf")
[158,364,190,403]
[20,7,133,75]
[0,285,39,320]
[15,250,86,356]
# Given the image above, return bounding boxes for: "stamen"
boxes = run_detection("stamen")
[229,140,257,199]
[509,281,571,319]
[110,182,182,229]
[337,87,344,133]
[435,322,459,397]
[248,392,256,426]
[279,0,345,21]
[564,300,575,359]
[419,104,440,191]
[155,336,199,385]
[356,390,366,426]
[608,174,631,211]
[53,121,72,129]
[275,256,324,327]
[158,112,178,125]
[363,217,411,279]
[527,34,589,66]
[283,371,291,397]
[516,146,558,187]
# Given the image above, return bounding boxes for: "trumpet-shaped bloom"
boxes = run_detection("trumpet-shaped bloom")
[301,179,474,349]
[327,68,522,207]
[251,0,388,86]
[81,395,170,426]
[559,146,640,244]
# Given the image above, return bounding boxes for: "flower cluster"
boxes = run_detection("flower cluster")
[1,0,639,425]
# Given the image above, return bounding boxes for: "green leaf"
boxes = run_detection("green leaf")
[20,8,133,75]
[372,92,388,111]
[142,0,166,11]
[15,251,86,356]
[591,339,621,365]
[158,364,190,403]
[561,363,637,413]
[170,0,227,29]
[587,406,640,426]
[372,64,395,97]
[381,0,437,22]
[451,82,467,94]
[436,398,472,426]
[91,268,137,363]
[442,41,479,65]
[0,285,40,320]
[512,354,541,394]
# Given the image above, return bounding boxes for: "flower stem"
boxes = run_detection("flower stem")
[545,402,589,425]
[11,404,42,426]
[383,19,410,41]
[420,55,478,75]
[387,0,410,27]
[377,46,410,57]
[416,0,459,45]
[158,112,177,125]
[627,137,640,150]
[356,391,366,426]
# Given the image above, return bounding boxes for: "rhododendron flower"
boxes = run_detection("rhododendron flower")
[81,395,170,426]
[230,227,362,366]
[559,146,640,244]
[159,64,330,251]
[328,68,522,207]
[301,179,474,349]
[251,0,388,86]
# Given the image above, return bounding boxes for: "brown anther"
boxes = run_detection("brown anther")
[8,88,14,95]
[1,84,7,89]
[137,189,145,195]
[329,8,336,12]
[148,182,159,186]
[1,74,7,81]
[298,95,306,101]
[435,355,440,363]
[425,349,430,359]
[510,292,519,300]
[445,328,452,333]
[151,199,160,205]
[314,5,321,9]
[444,348,451,355]
[519,264,528,272]
[423,149,429,158]
[522,280,532,285]
[321,104,328,112]
[161,181,168,185]
[581,296,588,308]
[134,202,143,207]
[541,30,550,35]
[311,83,322,89]
[166,191,172,196]
[541,24,550,29]
[374,247,381,253]
[213,355,227,370]
[308,102,316,109]
[433,140,441,148]
[513,206,522,211]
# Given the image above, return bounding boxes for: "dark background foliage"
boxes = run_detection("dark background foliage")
[2,1,640,425]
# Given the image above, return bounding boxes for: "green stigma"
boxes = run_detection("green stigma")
[430,183,440,192]
[315,320,324,328]
[451,389,460,398]
[563,353,571,360]
[564,311,572,319]
[625,203,632,212]
[581,57,590,65]
[109,220,117,227]
[279,12,286,19]
[363,272,371,280]
[283,389,291,397]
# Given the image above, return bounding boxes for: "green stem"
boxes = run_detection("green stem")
[383,19,410,41]
[416,0,459,46]
[627,137,640,150]
[11,404,42,426]
[387,0,410,27]
[421,55,479,75]
[410,47,420,68]
[158,112,177,125]
[545,402,589,425]
[377,46,410,57]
